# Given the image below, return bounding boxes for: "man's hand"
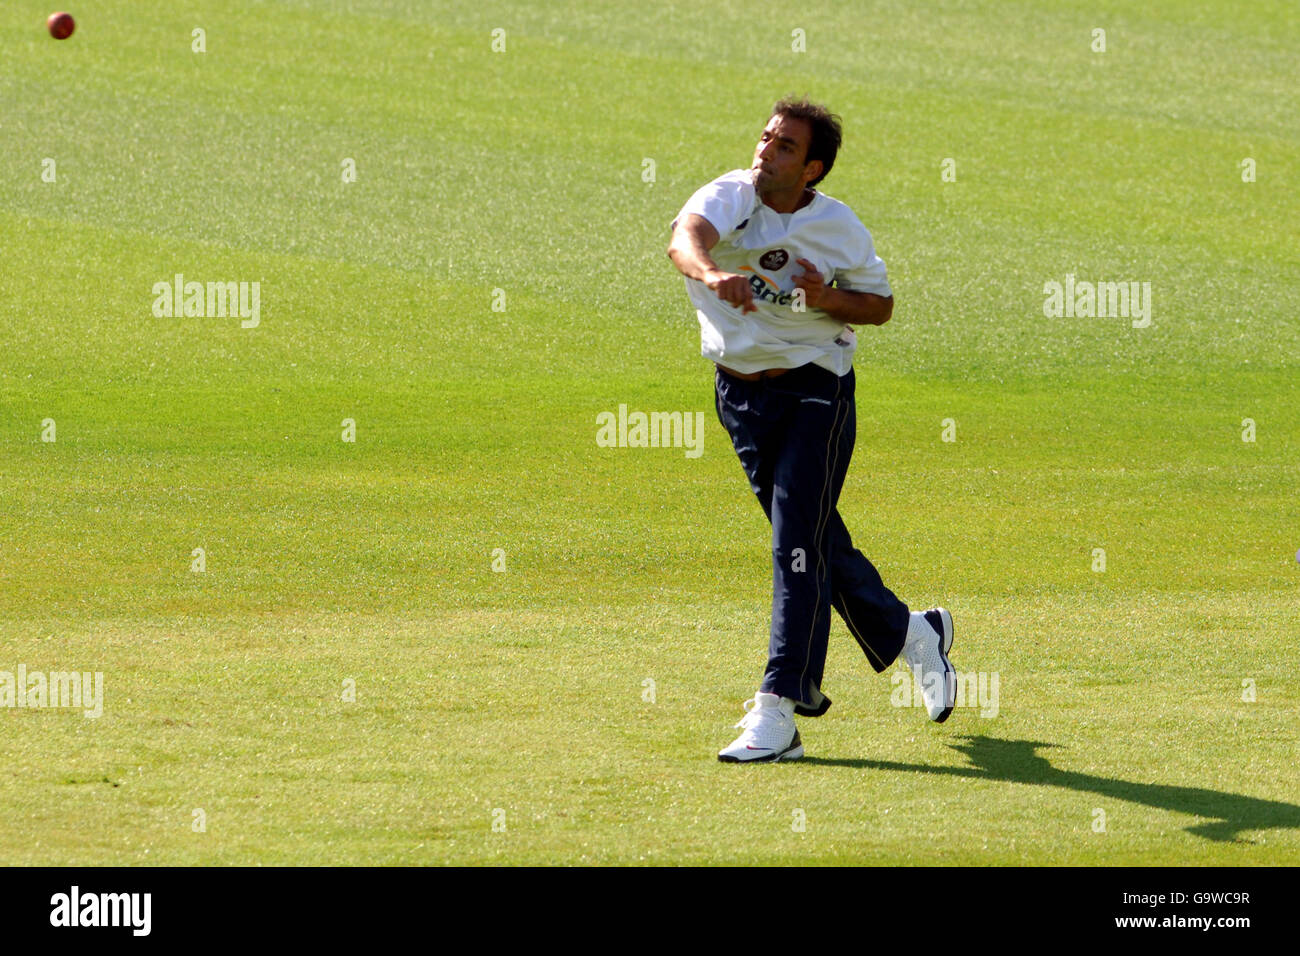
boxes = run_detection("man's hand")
[668,215,756,313]
[792,257,894,325]
[705,269,756,313]
[792,258,829,310]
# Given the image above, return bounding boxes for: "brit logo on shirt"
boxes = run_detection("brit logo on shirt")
[739,266,797,307]
[759,249,789,271]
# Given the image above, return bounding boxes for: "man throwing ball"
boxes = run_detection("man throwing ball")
[667,97,956,762]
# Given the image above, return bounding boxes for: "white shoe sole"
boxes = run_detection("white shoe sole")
[932,607,955,723]
[718,735,804,763]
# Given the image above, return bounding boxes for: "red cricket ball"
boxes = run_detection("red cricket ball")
[47,12,76,40]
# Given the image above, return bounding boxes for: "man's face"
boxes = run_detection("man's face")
[751,114,820,194]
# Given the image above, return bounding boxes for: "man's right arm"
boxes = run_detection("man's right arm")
[667,213,755,313]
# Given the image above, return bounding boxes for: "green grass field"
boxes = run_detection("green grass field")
[1,0,1297,865]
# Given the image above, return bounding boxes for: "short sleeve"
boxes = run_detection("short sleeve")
[670,170,757,236]
[833,223,892,297]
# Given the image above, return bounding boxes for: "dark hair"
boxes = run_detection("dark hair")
[771,96,842,187]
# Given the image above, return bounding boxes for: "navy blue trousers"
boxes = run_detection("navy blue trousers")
[714,363,910,717]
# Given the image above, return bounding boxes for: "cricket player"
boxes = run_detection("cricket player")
[667,97,956,762]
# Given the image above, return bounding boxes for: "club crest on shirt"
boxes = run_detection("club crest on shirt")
[759,249,789,271]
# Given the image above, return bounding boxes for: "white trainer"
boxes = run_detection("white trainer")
[717,692,804,762]
[902,607,956,722]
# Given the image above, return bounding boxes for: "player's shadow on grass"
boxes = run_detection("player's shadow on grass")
[802,735,1300,843]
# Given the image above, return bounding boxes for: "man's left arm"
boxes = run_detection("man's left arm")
[792,258,893,326]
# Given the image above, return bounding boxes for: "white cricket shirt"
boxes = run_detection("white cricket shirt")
[671,168,892,376]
